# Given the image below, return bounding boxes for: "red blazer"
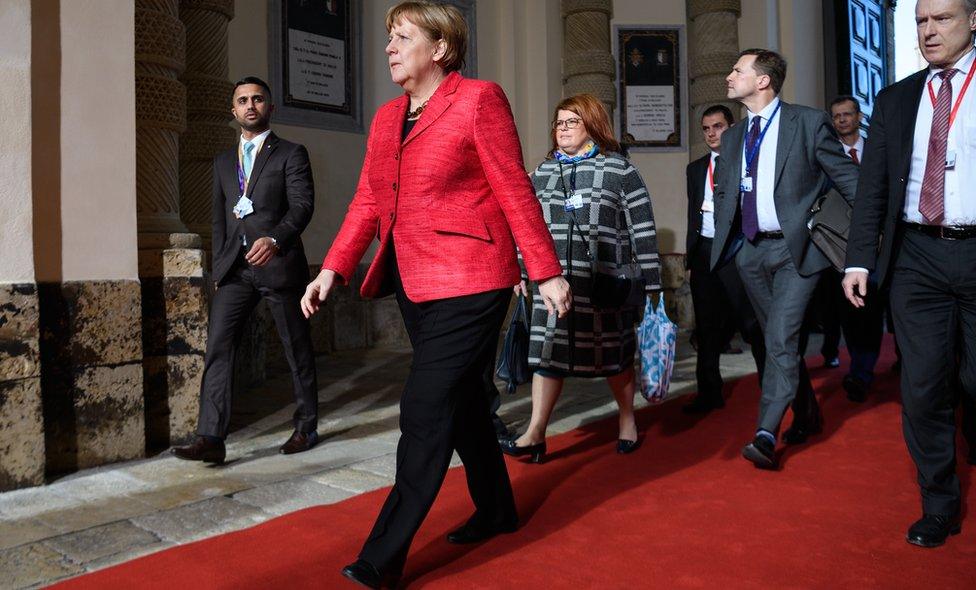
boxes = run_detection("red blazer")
[322,72,562,303]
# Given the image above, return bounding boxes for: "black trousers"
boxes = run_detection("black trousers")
[359,253,516,574]
[889,227,976,516]
[197,257,318,438]
[812,270,844,359]
[689,238,766,402]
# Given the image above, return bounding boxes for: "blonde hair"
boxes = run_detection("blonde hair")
[385,1,468,73]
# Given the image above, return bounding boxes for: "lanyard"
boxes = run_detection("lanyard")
[557,161,577,194]
[927,56,976,130]
[237,143,248,195]
[742,101,781,174]
[707,156,715,192]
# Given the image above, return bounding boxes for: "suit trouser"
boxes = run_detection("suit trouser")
[889,228,976,516]
[812,269,844,359]
[197,259,318,438]
[690,238,766,401]
[736,237,820,434]
[841,281,885,384]
[359,257,517,574]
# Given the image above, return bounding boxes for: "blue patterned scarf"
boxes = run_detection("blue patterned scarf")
[554,142,599,163]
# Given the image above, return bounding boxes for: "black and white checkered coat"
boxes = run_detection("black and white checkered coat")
[525,152,660,376]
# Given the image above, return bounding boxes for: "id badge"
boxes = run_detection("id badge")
[564,192,584,211]
[233,195,254,219]
[945,150,956,169]
[740,177,753,192]
[701,199,714,213]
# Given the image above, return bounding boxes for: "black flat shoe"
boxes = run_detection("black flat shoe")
[616,438,642,454]
[446,517,518,544]
[499,437,546,463]
[906,514,961,548]
[341,559,400,589]
[741,435,777,469]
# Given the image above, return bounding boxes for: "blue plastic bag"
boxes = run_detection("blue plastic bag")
[637,293,677,403]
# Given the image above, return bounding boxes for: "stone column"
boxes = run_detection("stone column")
[179,0,236,250]
[136,0,208,450]
[561,0,616,116]
[687,0,741,159]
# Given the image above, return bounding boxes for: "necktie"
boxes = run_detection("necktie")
[848,147,859,165]
[919,68,958,224]
[741,116,762,240]
[243,141,256,180]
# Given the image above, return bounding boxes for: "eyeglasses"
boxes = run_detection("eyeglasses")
[552,117,583,130]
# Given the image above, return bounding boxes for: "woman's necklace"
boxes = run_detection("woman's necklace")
[406,99,429,120]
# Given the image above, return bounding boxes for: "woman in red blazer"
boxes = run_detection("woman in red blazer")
[300,3,571,587]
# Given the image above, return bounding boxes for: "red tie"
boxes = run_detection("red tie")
[919,68,958,224]
[848,147,859,165]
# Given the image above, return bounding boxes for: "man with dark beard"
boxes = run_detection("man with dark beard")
[172,76,319,463]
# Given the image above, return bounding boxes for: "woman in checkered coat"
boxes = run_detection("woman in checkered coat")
[501,94,660,461]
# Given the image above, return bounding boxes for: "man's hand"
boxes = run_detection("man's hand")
[301,269,338,318]
[537,276,572,318]
[514,280,528,296]
[842,271,869,308]
[245,237,278,267]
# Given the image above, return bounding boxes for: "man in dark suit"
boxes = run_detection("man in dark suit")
[172,76,319,463]
[684,105,766,414]
[844,0,976,547]
[712,49,859,469]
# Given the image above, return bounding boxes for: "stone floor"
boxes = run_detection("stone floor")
[0,329,781,589]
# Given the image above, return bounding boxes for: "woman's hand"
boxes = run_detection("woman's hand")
[514,280,528,296]
[537,276,572,318]
[301,269,338,318]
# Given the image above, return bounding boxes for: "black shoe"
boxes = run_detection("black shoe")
[906,514,961,548]
[341,559,400,589]
[499,437,546,463]
[682,395,725,414]
[741,435,777,469]
[842,375,869,403]
[446,515,518,545]
[171,436,225,464]
[823,356,841,368]
[279,430,319,455]
[616,438,642,454]
[782,411,824,445]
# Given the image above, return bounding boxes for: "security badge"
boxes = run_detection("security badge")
[564,191,584,211]
[234,195,254,219]
[945,150,956,169]
[740,176,754,193]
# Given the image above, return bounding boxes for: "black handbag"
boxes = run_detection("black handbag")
[807,189,852,272]
[495,293,532,394]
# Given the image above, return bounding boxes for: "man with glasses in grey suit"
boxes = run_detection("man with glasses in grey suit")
[711,49,859,470]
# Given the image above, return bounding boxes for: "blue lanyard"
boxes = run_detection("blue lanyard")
[742,101,781,174]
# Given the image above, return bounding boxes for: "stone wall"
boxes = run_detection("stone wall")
[0,284,44,491]
[37,280,145,477]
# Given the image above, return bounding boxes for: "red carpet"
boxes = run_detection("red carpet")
[55,337,973,589]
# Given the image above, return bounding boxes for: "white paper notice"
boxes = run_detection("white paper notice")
[625,86,675,142]
[288,28,345,107]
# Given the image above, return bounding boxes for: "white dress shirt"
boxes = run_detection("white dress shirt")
[741,97,782,231]
[701,151,719,238]
[842,135,864,161]
[903,45,976,226]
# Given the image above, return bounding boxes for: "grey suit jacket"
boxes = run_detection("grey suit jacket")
[709,101,860,276]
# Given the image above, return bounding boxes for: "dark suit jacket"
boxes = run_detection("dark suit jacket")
[846,68,929,287]
[710,101,860,276]
[211,132,314,290]
[685,153,710,269]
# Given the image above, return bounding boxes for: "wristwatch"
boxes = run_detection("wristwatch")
[269,237,278,249]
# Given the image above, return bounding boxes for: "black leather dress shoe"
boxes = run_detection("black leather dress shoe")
[279,430,318,455]
[616,438,642,454]
[171,437,225,464]
[446,517,518,544]
[681,395,725,414]
[340,559,400,589]
[499,437,546,463]
[842,375,868,403]
[741,435,777,469]
[782,412,823,445]
[906,514,961,548]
